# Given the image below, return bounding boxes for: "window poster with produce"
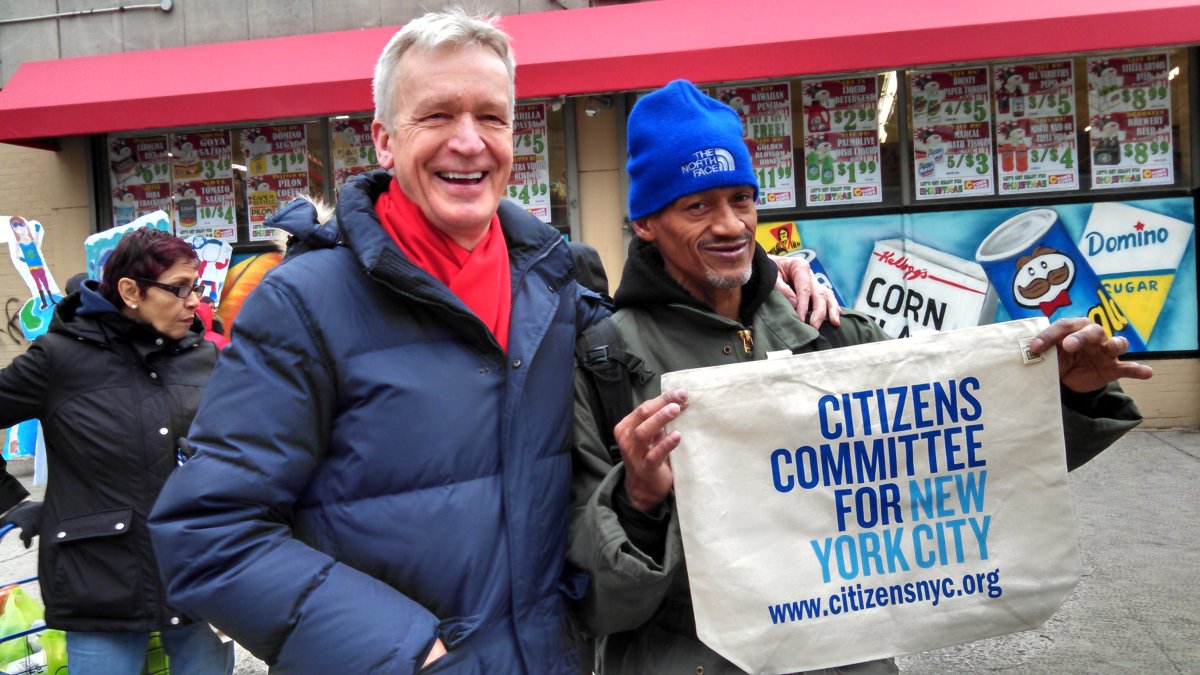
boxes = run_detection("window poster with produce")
[800,77,882,206]
[170,131,236,241]
[713,83,796,209]
[108,135,172,227]
[1087,53,1173,189]
[910,68,994,200]
[331,116,379,195]
[506,103,551,223]
[241,124,310,241]
[993,61,1079,195]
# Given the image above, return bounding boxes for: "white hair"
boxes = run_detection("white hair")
[372,7,517,131]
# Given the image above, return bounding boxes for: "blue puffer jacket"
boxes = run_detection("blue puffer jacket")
[149,171,607,673]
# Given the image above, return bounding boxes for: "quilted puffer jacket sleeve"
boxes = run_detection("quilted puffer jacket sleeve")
[148,278,441,673]
[567,368,684,637]
[0,340,43,511]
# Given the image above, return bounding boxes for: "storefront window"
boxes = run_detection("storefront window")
[685,48,1193,225]
[513,100,572,236]
[105,102,573,246]
[902,48,1191,204]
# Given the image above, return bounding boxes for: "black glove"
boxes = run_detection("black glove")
[4,501,42,549]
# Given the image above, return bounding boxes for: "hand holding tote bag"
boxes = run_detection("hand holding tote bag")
[663,317,1080,674]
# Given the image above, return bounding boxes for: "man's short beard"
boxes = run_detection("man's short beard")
[706,263,753,290]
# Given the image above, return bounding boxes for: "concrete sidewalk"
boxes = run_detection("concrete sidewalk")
[0,428,1194,673]
[898,427,1199,673]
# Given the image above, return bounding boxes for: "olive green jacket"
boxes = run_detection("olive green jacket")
[567,240,1141,675]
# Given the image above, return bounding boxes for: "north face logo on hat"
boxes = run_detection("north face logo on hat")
[681,148,736,177]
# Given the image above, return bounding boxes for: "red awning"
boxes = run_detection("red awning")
[2,0,1200,146]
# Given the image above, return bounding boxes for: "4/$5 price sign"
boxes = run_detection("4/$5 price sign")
[666,318,1081,674]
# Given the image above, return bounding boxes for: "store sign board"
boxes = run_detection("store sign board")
[801,77,883,207]
[993,61,1079,195]
[910,68,995,201]
[171,130,237,242]
[242,124,310,242]
[1087,53,1173,190]
[713,83,797,209]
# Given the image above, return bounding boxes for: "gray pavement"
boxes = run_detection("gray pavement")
[0,427,1194,673]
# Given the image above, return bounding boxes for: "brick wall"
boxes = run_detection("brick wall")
[1122,359,1200,428]
[0,139,91,368]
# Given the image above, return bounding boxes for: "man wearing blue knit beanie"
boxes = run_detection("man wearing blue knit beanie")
[567,79,899,673]
[568,78,1147,674]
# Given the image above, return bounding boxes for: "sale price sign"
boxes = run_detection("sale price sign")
[1087,53,1173,189]
[801,78,883,207]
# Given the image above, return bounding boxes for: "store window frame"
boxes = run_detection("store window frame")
[91,100,583,247]
[658,46,1199,228]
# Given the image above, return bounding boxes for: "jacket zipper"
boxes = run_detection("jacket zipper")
[737,328,754,354]
[510,236,563,310]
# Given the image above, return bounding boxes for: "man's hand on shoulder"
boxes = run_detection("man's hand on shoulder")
[616,389,689,512]
[771,254,841,329]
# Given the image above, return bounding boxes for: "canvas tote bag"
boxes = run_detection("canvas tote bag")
[662,317,1081,674]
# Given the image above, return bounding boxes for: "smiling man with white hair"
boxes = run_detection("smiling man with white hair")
[149,8,606,673]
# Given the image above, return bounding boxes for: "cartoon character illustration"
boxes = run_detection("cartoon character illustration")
[1013,245,1076,317]
[109,140,137,187]
[717,90,750,137]
[243,132,272,174]
[802,83,831,134]
[191,235,232,304]
[767,225,797,256]
[7,217,58,309]
[245,134,270,158]
[84,211,174,282]
[113,191,138,225]
[176,140,199,161]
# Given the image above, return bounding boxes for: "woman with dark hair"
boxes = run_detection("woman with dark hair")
[0,227,230,674]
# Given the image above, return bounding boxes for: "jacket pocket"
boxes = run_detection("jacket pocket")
[48,507,143,621]
[50,507,133,543]
[418,617,484,674]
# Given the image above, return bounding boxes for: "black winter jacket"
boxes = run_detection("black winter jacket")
[0,282,217,631]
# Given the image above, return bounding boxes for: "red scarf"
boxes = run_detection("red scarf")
[376,180,511,352]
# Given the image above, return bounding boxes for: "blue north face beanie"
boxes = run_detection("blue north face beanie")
[626,79,759,221]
